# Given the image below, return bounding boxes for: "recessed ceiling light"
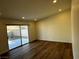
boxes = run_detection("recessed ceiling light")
[34,18,37,21]
[53,0,57,3]
[22,17,25,19]
[58,9,62,12]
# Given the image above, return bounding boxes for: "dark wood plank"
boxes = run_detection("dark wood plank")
[1,40,73,59]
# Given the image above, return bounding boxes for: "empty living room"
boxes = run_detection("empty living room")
[0,0,79,59]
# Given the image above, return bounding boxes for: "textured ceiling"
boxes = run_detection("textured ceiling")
[0,0,71,20]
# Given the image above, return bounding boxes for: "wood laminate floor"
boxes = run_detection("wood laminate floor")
[0,40,73,59]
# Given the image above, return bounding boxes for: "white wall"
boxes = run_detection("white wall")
[36,10,72,43]
[71,0,79,59]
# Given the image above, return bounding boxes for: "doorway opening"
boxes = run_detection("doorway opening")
[7,25,29,50]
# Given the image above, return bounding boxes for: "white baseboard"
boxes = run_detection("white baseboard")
[0,50,9,55]
[38,39,72,43]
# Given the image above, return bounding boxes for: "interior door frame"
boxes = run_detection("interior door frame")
[6,24,30,50]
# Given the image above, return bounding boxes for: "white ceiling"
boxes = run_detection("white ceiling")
[0,0,71,20]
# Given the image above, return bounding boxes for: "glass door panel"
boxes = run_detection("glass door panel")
[7,26,21,50]
[21,26,29,44]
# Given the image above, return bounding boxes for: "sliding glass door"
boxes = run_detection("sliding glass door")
[7,25,29,50]
[21,26,29,45]
[7,26,21,49]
